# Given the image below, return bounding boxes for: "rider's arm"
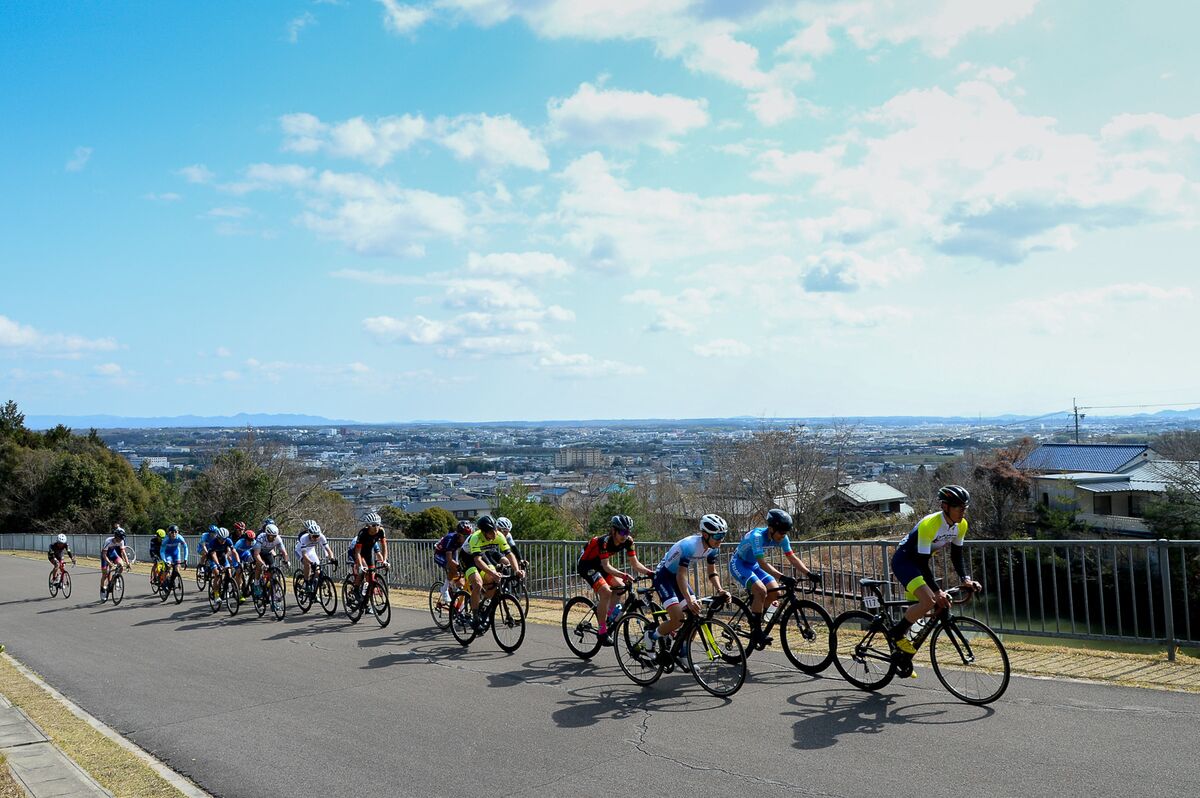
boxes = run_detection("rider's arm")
[628,552,654,577]
[950,544,969,583]
[782,550,812,578]
[706,560,726,594]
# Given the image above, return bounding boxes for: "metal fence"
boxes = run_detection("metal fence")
[4,533,1197,657]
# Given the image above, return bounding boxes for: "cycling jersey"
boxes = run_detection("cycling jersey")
[254,534,286,558]
[297,532,328,564]
[579,534,635,566]
[100,536,126,566]
[733,527,791,564]
[353,526,384,553]
[149,536,162,559]
[47,542,72,562]
[233,537,255,564]
[208,536,234,559]
[459,530,510,575]
[655,534,718,575]
[434,532,465,567]
[197,532,217,554]
[161,535,188,564]
[892,511,969,598]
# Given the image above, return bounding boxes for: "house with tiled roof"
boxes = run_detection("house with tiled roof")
[1015,443,1158,474]
[824,481,910,514]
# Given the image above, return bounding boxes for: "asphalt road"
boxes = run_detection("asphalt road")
[1,553,1197,798]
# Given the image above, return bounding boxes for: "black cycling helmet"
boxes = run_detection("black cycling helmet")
[455,520,474,535]
[765,508,794,533]
[167,524,179,533]
[476,514,496,532]
[610,514,634,534]
[938,485,971,507]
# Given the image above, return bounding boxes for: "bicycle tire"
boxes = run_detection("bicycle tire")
[511,579,530,616]
[111,574,124,606]
[780,599,835,674]
[158,574,170,603]
[490,593,525,652]
[712,594,756,655]
[613,612,663,687]
[252,579,268,617]
[930,615,1010,705]
[317,575,337,616]
[48,570,59,598]
[171,572,184,605]
[429,581,450,631]
[344,577,364,624]
[195,563,209,592]
[831,610,896,691]
[448,589,476,646]
[370,583,390,628]
[225,575,240,617]
[687,617,747,698]
[61,570,72,599]
[562,596,602,660]
[270,573,287,621]
[295,573,313,614]
[207,576,221,613]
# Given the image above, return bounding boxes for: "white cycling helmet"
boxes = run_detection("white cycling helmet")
[56,533,67,544]
[302,519,321,535]
[699,513,728,538]
[218,527,230,539]
[264,523,280,536]
[496,517,513,533]
[363,512,382,526]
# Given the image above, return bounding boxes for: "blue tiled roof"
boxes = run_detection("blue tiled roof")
[1016,444,1149,474]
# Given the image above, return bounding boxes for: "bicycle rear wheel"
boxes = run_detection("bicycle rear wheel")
[688,618,747,697]
[780,600,834,674]
[561,596,602,660]
[61,570,72,599]
[831,610,896,691]
[195,564,208,592]
[930,616,1010,705]
[370,583,390,628]
[317,576,337,616]
[448,590,476,647]
[613,613,663,687]
[111,574,125,606]
[711,594,755,655]
[491,594,525,652]
[429,581,450,630]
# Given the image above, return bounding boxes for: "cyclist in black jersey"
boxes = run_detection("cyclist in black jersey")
[351,513,390,594]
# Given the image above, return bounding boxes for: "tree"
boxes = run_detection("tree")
[378,505,412,537]
[495,483,579,540]
[407,507,457,539]
[587,489,647,538]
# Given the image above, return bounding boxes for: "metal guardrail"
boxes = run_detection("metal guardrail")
[4,533,1197,658]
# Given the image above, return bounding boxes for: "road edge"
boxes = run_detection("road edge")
[1,653,212,798]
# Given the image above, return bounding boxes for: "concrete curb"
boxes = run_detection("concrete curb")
[2,654,212,798]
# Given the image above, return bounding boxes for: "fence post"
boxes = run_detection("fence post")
[1159,539,1176,662]
[561,542,568,603]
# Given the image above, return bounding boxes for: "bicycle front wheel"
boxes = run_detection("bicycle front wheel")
[61,570,72,599]
[930,616,1010,705]
[195,564,208,591]
[429,581,450,630]
[48,570,59,598]
[831,610,895,691]
[295,574,313,614]
[370,583,390,628]
[688,617,747,698]
[448,590,476,646]
[111,575,125,606]
[613,613,663,687]
[561,596,602,660]
[225,577,240,616]
[317,576,337,616]
[252,581,268,617]
[171,573,184,605]
[270,574,287,621]
[491,594,525,652]
[780,600,834,674]
[207,578,221,613]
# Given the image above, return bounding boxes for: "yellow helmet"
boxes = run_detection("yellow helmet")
[156,529,166,539]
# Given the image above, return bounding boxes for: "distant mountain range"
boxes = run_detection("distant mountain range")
[22,407,1200,430]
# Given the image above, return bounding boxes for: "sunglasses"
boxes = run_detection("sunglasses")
[613,529,630,537]
[707,532,726,541]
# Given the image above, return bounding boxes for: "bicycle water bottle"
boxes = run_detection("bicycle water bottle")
[608,602,622,623]
[762,601,780,625]
[909,617,928,641]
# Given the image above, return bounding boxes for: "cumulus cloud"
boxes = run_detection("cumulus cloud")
[548,82,708,152]
[439,114,549,171]
[65,146,92,172]
[692,338,751,358]
[536,350,644,378]
[802,249,923,292]
[466,251,572,280]
[1007,283,1193,336]
[281,113,426,166]
[93,362,123,376]
[378,0,430,34]
[0,315,119,356]
[286,12,316,43]
[178,164,215,184]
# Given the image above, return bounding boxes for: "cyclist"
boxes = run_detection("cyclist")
[207,527,237,597]
[889,485,983,665]
[459,514,525,625]
[231,530,257,601]
[296,520,333,588]
[100,525,132,602]
[641,514,731,653]
[496,517,525,564]
[351,513,390,601]
[149,529,165,583]
[197,525,220,583]
[434,521,472,607]
[253,522,290,587]
[47,533,76,587]
[576,514,655,643]
[160,525,189,587]
[730,508,820,647]
[230,521,248,545]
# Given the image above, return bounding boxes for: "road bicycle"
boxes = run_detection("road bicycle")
[102,560,130,605]
[447,567,526,651]
[295,560,338,616]
[345,564,391,627]
[561,577,660,660]
[428,576,464,631]
[830,580,1010,705]
[612,595,747,698]
[48,559,74,599]
[713,573,834,674]
[156,561,186,605]
[207,565,239,615]
[195,556,215,592]
[250,564,287,620]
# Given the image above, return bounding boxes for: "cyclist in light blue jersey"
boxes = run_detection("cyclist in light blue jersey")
[730,509,820,646]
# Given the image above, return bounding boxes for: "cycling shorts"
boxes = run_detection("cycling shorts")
[259,551,275,568]
[162,552,185,566]
[890,551,926,600]
[48,551,65,563]
[578,563,619,590]
[652,568,685,608]
[301,548,321,565]
[434,552,448,568]
[729,558,773,589]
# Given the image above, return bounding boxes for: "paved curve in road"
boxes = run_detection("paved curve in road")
[1,553,1196,798]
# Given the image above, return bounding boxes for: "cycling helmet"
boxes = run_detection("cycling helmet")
[263,517,276,526]
[302,519,320,535]
[455,520,474,535]
[243,531,256,542]
[56,533,67,544]
[699,514,728,539]
[156,529,166,539]
[937,485,971,507]
[496,517,513,533]
[264,523,280,536]
[610,514,634,534]
[113,527,126,539]
[765,508,794,533]
[476,514,496,532]
[167,524,179,533]
[363,512,382,526]
[218,527,230,539]
[208,524,219,535]
[233,521,247,532]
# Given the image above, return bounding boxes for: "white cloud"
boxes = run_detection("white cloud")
[0,315,119,356]
[178,164,215,184]
[624,287,719,335]
[221,370,241,381]
[778,21,835,60]
[1007,283,1193,335]
[215,347,232,357]
[205,206,252,218]
[280,113,427,166]
[144,192,182,202]
[378,0,430,34]
[65,146,92,172]
[466,251,572,280]
[286,11,316,43]
[548,82,709,152]
[692,338,751,358]
[439,114,549,171]
[331,268,432,286]
[536,350,644,378]
[827,0,1040,58]
[444,279,542,311]
[802,248,923,292]
[752,144,844,184]
[93,362,123,376]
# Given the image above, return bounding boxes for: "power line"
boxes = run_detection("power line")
[1079,402,1200,411]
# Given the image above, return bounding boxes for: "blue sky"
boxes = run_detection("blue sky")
[2,0,1198,422]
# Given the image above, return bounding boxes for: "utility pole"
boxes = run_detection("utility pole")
[1072,398,1086,443]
